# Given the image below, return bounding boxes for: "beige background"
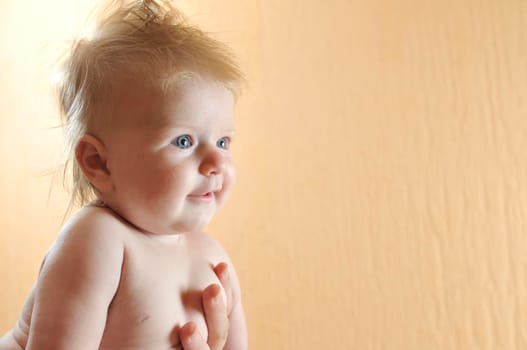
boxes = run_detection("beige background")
[2,0,527,349]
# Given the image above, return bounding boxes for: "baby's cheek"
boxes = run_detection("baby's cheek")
[223,165,236,193]
[228,163,237,186]
[214,169,234,209]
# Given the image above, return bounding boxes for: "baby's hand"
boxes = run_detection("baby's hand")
[179,262,233,350]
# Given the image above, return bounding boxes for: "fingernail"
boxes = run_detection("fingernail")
[212,288,221,304]
[186,331,194,344]
[184,323,196,344]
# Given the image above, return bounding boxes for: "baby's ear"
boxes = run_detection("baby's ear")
[75,134,113,193]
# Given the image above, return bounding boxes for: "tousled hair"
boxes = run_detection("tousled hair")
[56,0,245,211]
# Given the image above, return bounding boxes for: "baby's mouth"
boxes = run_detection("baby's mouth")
[188,182,222,201]
[187,192,214,200]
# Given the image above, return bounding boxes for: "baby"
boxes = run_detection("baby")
[0,0,247,349]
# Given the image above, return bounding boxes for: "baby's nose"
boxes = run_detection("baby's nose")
[199,148,225,176]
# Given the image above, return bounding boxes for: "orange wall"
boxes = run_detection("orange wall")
[2,0,527,349]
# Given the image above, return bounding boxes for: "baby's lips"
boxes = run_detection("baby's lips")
[191,184,223,197]
[188,192,211,197]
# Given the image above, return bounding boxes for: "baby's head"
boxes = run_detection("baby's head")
[57,0,245,234]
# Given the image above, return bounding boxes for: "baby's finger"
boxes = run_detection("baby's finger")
[180,322,210,350]
[213,262,233,314]
[203,283,229,350]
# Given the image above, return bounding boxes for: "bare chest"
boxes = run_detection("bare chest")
[100,234,221,349]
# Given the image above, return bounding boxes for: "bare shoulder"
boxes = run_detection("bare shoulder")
[38,205,128,282]
[46,205,129,257]
[39,204,128,289]
[0,207,127,349]
[59,205,130,241]
[26,205,127,348]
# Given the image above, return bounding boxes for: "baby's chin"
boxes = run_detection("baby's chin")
[104,202,215,235]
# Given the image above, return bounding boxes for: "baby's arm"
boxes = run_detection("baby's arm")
[26,209,123,349]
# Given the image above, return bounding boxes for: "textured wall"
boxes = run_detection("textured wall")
[1,0,527,349]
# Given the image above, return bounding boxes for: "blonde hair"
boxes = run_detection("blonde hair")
[56,0,245,211]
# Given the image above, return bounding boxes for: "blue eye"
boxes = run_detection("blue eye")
[217,137,230,150]
[173,135,193,149]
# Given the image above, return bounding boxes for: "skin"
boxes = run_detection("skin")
[180,262,233,350]
[0,263,232,350]
[0,78,247,349]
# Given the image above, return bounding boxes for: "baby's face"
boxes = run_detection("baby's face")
[101,78,236,235]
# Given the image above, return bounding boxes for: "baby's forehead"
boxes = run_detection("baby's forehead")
[105,77,234,130]
[107,82,164,125]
